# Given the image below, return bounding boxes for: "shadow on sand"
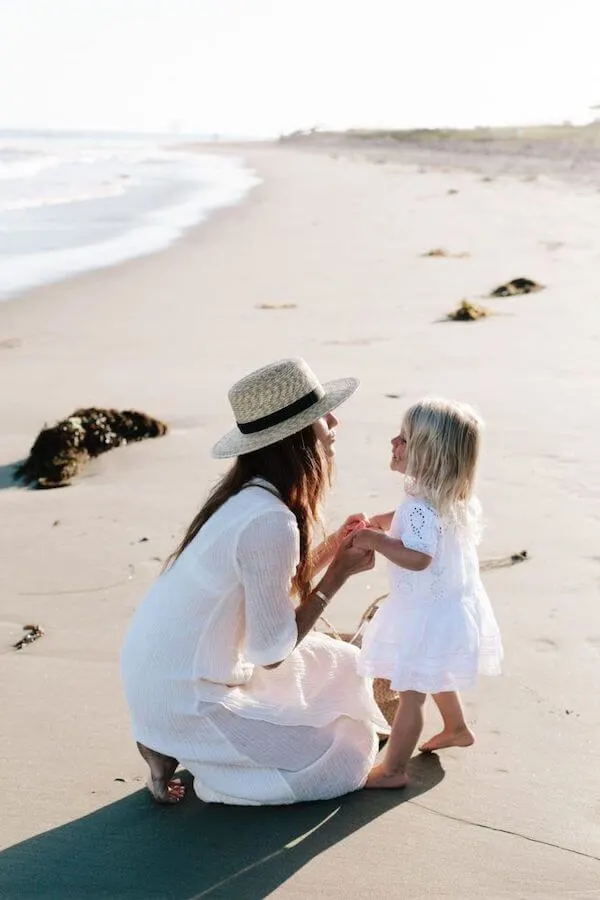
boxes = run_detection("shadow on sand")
[0,461,22,490]
[0,755,444,899]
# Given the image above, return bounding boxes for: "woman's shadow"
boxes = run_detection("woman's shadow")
[0,755,443,899]
[0,461,22,490]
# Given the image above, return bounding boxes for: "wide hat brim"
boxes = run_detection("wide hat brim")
[211,376,359,459]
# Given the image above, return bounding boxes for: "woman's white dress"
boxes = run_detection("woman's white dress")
[121,481,388,806]
[358,496,503,693]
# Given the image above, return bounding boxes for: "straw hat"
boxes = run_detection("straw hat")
[211,358,359,459]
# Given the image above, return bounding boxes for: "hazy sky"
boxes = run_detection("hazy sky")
[1,0,598,136]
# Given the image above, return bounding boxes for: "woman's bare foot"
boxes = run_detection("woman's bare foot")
[364,763,409,790]
[136,742,185,804]
[418,727,475,753]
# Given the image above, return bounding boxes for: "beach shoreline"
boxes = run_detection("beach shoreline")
[0,134,260,302]
[1,138,599,896]
[3,127,599,312]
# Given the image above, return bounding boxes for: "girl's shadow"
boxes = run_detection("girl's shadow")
[0,755,444,899]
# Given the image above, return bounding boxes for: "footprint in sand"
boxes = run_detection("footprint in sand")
[255,303,297,310]
[323,338,389,346]
[165,415,205,433]
[421,248,471,259]
[0,337,21,349]
[533,637,558,652]
[585,637,600,652]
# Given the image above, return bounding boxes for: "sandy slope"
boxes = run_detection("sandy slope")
[0,142,599,897]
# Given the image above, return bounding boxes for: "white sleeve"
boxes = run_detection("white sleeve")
[236,511,299,666]
[401,502,439,557]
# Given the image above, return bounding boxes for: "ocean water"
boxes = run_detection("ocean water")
[0,130,260,300]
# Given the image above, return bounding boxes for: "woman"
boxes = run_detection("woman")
[121,358,389,806]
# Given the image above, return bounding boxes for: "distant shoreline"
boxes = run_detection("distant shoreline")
[275,123,600,188]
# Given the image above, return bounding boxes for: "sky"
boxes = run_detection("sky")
[0,0,599,137]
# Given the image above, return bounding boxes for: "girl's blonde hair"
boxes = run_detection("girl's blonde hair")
[402,397,482,520]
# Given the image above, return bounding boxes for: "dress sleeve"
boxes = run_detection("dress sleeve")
[401,501,439,557]
[236,510,299,666]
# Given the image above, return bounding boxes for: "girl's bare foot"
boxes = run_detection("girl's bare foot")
[136,742,185,804]
[364,763,409,790]
[418,727,475,753]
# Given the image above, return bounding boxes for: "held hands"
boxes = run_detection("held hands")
[366,513,389,532]
[347,527,379,551]
[329,511,387,579]
[336,512,387,543]
[336,513,369,545]
[332,533,375,579]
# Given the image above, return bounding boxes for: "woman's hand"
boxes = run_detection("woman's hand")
[311,513,368,576]
[330,534,375,581]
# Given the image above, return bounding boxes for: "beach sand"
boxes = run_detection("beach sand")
[1,139,599,897]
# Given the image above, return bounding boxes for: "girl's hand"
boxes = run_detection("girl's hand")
[350,528,378,550]
[367,514,387,532]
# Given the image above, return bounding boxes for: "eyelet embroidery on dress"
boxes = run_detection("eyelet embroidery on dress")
[405,502,440,555]
[408,506,427,547]
[365,493,503,692]
[430,576,448,604]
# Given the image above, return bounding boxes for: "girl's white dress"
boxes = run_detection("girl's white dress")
[358,495,503,693]
[121,480,388,806]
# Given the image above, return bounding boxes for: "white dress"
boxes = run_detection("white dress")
[358,495,503,693]
[121,480,388,806]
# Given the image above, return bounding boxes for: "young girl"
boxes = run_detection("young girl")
[352,397,503,789]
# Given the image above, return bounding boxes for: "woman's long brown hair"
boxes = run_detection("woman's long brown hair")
[163,425,332,602]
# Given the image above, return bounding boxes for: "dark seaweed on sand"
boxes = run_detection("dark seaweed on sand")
[15,407,168,489]
[447,300,489,321]
[490,277,544,297]
[13,624,45,650]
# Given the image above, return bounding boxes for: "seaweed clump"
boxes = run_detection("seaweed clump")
[423,247,450,257]
[490,277,543,297]
[14,624,45,650]
[422,248,470,259]
[447,300,489,322]
[15,407,168,489]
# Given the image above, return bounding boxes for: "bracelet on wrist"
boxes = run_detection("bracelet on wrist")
[314,589,329,608]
